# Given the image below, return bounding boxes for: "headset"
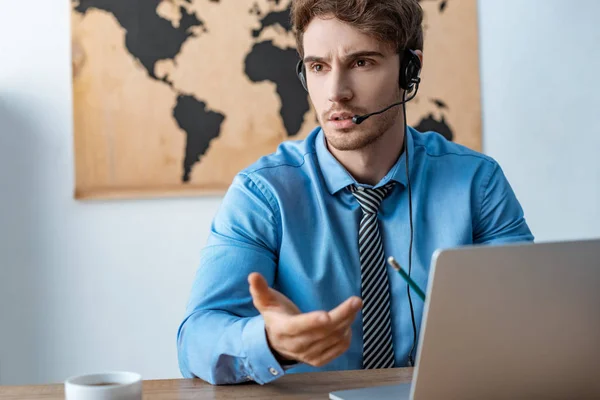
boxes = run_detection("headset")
[296,48,422,367]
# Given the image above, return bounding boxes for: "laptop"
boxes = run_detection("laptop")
[330,239,600,399]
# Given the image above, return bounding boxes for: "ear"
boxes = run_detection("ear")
[414,50,424,70]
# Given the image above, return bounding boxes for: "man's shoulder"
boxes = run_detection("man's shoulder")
[239,128,319,180]
[412,127,497,169]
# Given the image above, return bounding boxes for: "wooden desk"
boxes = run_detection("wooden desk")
[0,368,413,399]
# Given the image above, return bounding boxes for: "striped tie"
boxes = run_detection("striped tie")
[350,182,396,369]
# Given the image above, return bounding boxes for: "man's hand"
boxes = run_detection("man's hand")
[248,272,362,367]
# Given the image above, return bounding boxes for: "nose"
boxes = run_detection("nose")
[327,68,353,103]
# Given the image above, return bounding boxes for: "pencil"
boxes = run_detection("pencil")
[387,256,426,302]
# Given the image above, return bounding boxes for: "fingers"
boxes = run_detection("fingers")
[248,272,278,312]
[273,295,362,338]
[290,297,359,364]
[305,327,353,367]
[283,310,330,336]
[300,327,351,362]
[328,296,362,330]
[277,326,351,366]
[282,323,344,356]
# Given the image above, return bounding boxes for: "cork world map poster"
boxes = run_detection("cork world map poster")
[71,0,481,199]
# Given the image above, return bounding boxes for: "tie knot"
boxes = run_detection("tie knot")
[350,182,395,214]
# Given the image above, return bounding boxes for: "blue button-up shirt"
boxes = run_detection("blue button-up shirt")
[177,126,534,385]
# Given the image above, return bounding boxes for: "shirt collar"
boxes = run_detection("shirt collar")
[315,126,415,195]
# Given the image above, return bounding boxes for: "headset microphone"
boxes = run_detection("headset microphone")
[351,84,419,125]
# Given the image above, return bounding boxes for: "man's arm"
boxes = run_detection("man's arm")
[473,162,535,244]
[177,173,286,385]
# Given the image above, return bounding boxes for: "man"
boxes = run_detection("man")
[177,0,533,385]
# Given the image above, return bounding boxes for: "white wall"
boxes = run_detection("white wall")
[0,0,221,385]
[479,0,600,242]
[0,0,598,386]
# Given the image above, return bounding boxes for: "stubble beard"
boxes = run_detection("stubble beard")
[320,91,403,152]
[322,107,398,151]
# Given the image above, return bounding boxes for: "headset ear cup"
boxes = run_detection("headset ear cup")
[399,49,422,91]
[296,60,308,92]
[399,55,407,90]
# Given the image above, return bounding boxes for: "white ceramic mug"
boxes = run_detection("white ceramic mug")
[64,371,142,400]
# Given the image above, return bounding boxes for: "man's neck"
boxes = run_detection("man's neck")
[327,121,406,186]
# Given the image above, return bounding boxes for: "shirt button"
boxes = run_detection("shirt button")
[245,375,252,381]
[269,367,279,376]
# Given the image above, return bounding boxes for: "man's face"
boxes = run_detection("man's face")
[302,15,402,151]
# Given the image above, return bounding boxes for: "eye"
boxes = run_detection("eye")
[310,63,324,73]
[355,59,372,68]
